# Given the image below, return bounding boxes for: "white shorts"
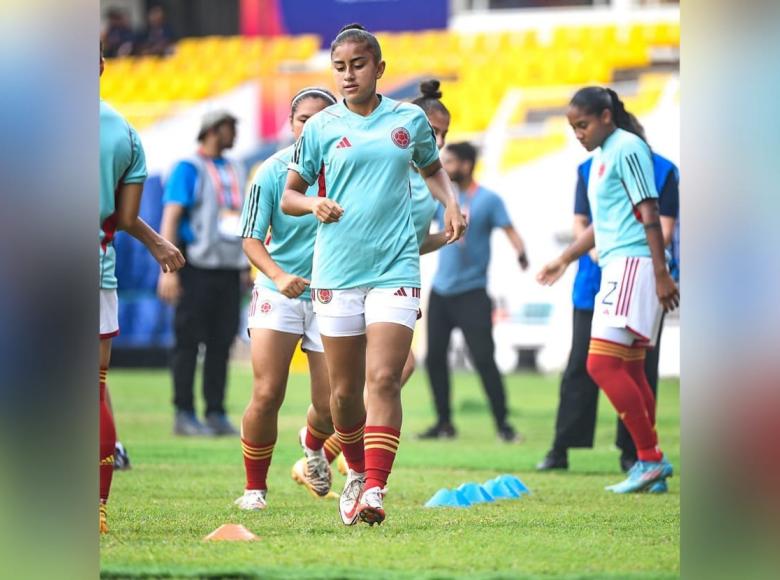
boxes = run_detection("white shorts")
[311,286,421,337]
[100,289,119,339]
[591,256,663,347]
[247,286,323,353]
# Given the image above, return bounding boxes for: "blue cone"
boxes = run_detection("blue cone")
[424,488,472,508]
[482,477,521,499]
[457,482,495,504]
[497,474,530,496]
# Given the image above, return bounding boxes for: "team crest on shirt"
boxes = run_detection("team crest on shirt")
[316,289,333,304]
[598,163,606,177]
[260,301,272,314]
[391,127,411,149]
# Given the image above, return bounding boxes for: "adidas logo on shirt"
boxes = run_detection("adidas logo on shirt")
[336,137,352,149]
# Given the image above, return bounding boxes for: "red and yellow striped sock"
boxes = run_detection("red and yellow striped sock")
[99,368,115,503]
[323,434,342,464]
[586,340,662,462]
[241,438,275,490]
[304,423,331,452]
[364,426,400,490]
[335,420,365,473]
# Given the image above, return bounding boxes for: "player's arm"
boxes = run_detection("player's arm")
[242,238,309,298]
[156,202,185,304]
[113,181,184,273]
[637,200,679,311]
[419,231,449,255]
[502,226,529,270]
[242,177,308,298]
[280,170,342,222]
[536,225,595,286]
[574,214,598,262]
[420,160,466,244]
[125,218,185,273]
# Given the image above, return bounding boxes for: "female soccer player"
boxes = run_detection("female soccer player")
[234,87,339,511]
[100,46,185,534]
[290,79,453,485]
[282,25,466,526]
[537,86,679,493]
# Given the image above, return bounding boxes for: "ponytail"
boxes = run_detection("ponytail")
[604,88,646,142]
[571,86,648,143]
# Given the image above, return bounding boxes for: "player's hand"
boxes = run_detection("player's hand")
[273,272,310,298]
[444,203,467,244]
[518,252,529,271]
[150,237,185,273]
[656,271,679,312]
[157,271,182,305]
[312,198,343,223]
[536,257,568,286]
[588,248,599,263]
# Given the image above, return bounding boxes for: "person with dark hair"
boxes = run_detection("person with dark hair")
[158,110,249,437]
[292,78,456,484]
[537,86,679,493]
[99,46,185,533]
[419,141,529,443]
[282,24,466,526]
[234,88,339,511]
[102,8,135,58]
[136,5,174,57]
[537,147,679,474]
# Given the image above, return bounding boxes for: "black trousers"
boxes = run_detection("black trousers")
[551,308,663,459]
[425,288,508,427]
[171,264,240,415]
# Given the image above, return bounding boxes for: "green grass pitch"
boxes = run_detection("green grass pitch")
[100,364,679,579]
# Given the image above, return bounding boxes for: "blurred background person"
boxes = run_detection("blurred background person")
[158,110,249,436]
[136,5,175,57]
[101,7,136,58]
[419,141,529,443]
[537,145,679,473]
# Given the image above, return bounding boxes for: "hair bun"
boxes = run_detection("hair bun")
[338,22,367,34]
[419,79,442,99]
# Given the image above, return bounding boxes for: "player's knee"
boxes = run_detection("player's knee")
[367,367,401,399]
[249,382,285,413]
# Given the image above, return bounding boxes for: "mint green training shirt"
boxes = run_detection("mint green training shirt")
[289,96,439,289]
[588,128,658,267]
[241,145,319,300]
[99,100,147,289]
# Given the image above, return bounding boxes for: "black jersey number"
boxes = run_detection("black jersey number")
[601,281,618,305]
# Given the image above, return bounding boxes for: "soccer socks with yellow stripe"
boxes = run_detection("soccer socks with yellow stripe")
[305,422,331,452]
[364,426,400,490]
[241,438,275,490]
[586,340,662,462]
[99,368,115,504]
[323,434,342,463]
[335,420,365,473]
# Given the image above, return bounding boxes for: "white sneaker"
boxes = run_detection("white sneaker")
[234,489,267,510]
[339,469,365,525]
[358,486,387,526]
[297,427,333,497]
